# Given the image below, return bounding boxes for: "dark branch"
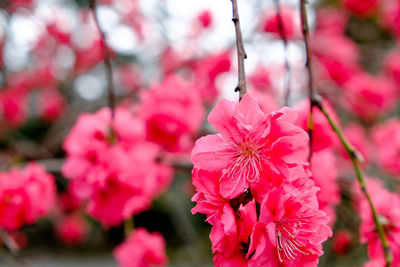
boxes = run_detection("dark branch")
[231,0,247,101]
[89,0,116,119]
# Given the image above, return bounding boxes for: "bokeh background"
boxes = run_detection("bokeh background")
[0,0,399,266]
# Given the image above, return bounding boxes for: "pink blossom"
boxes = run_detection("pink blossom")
[341,123,370,165]
[372,119,400,176]
[378,0,400,37]
[113,227,168,267]
[259,6,300,40]
[344,73,397,122]
[197,10,213,28]
[55,213,88,245]
[139,75,205,153]
[63,108,173,226]
[0,163,56,230]
[294,99,339,152]
[357,179,400,264]
[341,0,380,17]
[248,65,272,92]
[192,51,231,104]
[332,230,352,255]
[37,88,66,122]
[315,8,348,35]
[383,48,400,88]
[191,94,308,199]
[310,150,340,225]
[312,32,360,86]
[247,182,332,266]
[0,86,28,128]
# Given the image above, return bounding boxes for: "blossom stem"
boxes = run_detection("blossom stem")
[299,0,316,162]
[273,0,291,106]
[318,103,393,267]
[124,218,134,238]
[89,0,116,119]
[230,0,247,101]
[299,1,392,265]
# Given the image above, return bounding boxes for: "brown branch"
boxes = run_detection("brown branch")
[273,0,291,106]
[89,0,116,119]
[230,0,247,101]
[299,1,392,266]
[300,0,317,162]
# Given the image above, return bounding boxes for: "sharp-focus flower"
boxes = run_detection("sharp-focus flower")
[247,182,332,266]
[191,94,308,199]
[113,227,168,267]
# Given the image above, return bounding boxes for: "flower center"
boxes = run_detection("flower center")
[226,140,266,183]
[275,219,311,262]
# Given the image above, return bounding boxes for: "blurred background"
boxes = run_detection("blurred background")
[0,0,399,266]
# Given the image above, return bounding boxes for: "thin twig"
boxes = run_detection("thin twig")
[299,1,392,266]
[0,230,29,266]
[273,0,291,106]
[89,0,116,119]
[300,0,316,162]
[230,0,247,101]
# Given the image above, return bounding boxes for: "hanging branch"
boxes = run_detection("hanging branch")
[300,0,316,162]
[230,0,247,101]
[89,0,116,119]
[273,0,291,106]
[300,1,393,266]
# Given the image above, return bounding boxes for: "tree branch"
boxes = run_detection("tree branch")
[300,1,392,265]
[231,0,247,101]
[89,0,116,119]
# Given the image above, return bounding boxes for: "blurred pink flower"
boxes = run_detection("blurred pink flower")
[341,0,380,17]
[332,230,352,255]
[37,88,67,122]
[113,227,168,267]
[372,119,400,176]
[259,6,300,40]
[294,99,339,152]
[344,73,397,122]
[0,163,56,230]
[55,213,88,245]
[139,75,205,153]
[63,108,173,226]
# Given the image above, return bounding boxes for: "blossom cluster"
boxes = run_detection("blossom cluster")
[191,94,332,266]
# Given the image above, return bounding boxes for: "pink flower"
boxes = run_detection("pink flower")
[139,75,205,153]
[341,0,380,17]
[378,0,400,37]
[372,119,400,176]
[344,73,397,122]
[0,86,28,128]
[192,51,231,104]
[248,65,272,92]
[113,227,168,267]
[331,230,352,255]
[310,150,340,225]
[383,48,400,88]
[55,213,88,245]
[315,8,348,35]
[197,10,213,28]
[191,94,308,199]
[37,88,66,122]
[357,179,400,264]
[312,32,360,86]
[294,99,339,152]
[0,163,56,230]
[247,182,332,266]
[341,123,370,165]
[63,108,173,226]
[259,6,300,40]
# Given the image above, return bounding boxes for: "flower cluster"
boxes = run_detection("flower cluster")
[191,94,332,266]
[62,108,172,226]
[0,163,56,230]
